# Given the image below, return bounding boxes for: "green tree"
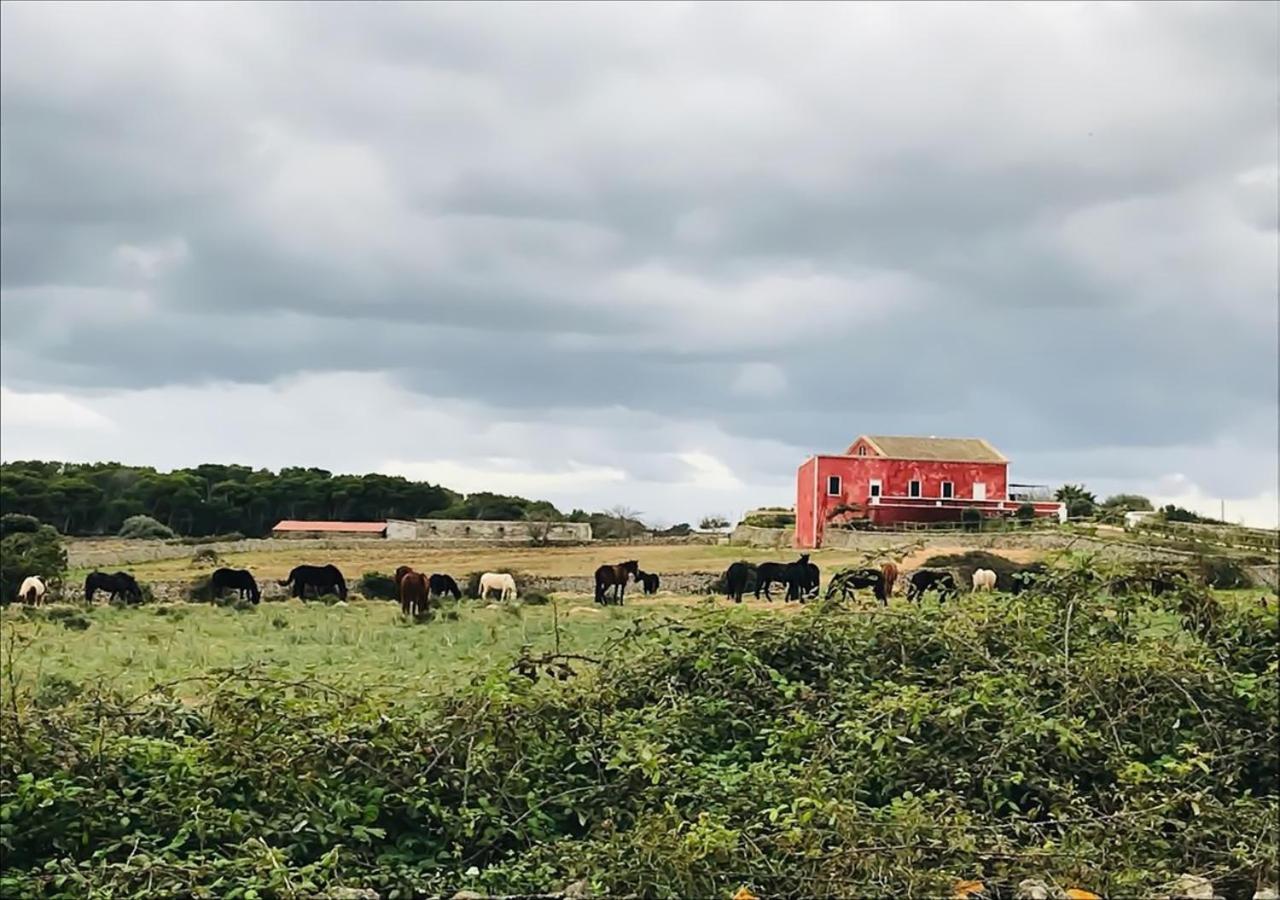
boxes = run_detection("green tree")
[699,515,730,530]
[1054,484,1097,506]
[1015,503,1037,526]
[118,514,176,540]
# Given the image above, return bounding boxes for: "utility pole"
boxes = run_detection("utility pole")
[1220,499,1225,522]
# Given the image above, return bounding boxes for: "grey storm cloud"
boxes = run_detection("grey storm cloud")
[1,1,1277,519]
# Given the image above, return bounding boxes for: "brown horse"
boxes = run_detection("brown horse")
[399,569,429,616]
[594,560,640,606]
[881,562,899,598]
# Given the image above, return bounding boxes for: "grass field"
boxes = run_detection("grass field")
[1,593,784,702]
[68,538,1045,584]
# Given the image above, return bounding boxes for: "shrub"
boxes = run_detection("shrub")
[190,547,222,566]
[0,595,1274,898]
[0,522,67,604]
[699,515,730,530]
[1015,503,1036,526]
[522,590,552,606]
[1197,555,1252,589]
[961,507,983,532]
[186,575,215,604]
[1068,498,1096,519]
[117,515,176,540]
[0,513,40,537]
[358,571,398,600]
[743,513,795,529]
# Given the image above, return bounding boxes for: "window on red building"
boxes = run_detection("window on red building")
[941,481,954,499]
[909,479,921,498]
[827,475,841,496]
[869,479,882,498]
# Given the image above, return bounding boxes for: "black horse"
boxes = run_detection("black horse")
[801,562,821,599]
[635,571,660,595]
[826,567,886,604]
[211,568,260,604]
[428,573,462,601]
[594,560,640,606]
[755,553,811,601]
[279,564,348,601]
[906,569,958,602]
[85,571,142,604]
[724,561,754,604]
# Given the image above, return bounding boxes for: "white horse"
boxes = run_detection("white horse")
[18,575,46,606]
[478,572,517,601]
[972,568,997,592]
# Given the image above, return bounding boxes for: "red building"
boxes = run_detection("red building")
[795,435,1064,548]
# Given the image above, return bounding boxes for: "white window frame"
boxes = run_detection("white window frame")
[973,482,987,501]
[941,481,954,499]
[908,479,922,498]
[868,479,882,499]
[826,475,842,496]
[857,445,868,456]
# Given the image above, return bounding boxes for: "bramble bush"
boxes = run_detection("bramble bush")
[0,581,1276,899]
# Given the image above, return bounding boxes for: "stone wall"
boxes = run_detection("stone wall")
[729,525,1194,562]
[386,519,592,543]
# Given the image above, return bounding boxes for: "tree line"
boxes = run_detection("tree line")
[0,461,589,538]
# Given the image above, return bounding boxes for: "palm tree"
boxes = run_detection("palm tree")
[1054,484,1097,505]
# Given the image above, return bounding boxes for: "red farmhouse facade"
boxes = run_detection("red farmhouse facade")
[795,435,1065,548]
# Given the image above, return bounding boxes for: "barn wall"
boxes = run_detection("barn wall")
[794,458,819,548]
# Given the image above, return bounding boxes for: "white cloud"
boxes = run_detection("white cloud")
[675,451,744,491]
[383,458,626,495]
[0,385,114,430]
[731,362,787,398]
[113,237,190,279]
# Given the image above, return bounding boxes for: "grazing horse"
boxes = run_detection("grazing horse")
[881,562,899,598]
[279,564,347,601]
[18,576,46,606]
[755,554,810,601]
[972,568,997,592]
[428,573,462,601]
[399,570,430,616]
[594,560,639,606]
[724,561,754,604]
[210,568,261,604]
[907,569,958,602]
[635,570,660,595]
[85,571,143,604]
[479,572,518,602]
[394,566,413,592]
[826,568,886,604]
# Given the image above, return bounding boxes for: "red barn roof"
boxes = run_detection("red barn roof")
[271,520,386,533]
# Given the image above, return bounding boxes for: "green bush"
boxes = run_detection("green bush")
[0,593,1274,898]
[522,590,552,606]
[358,571,398,600]
[0,513,40,537]
[960,507,982,531]
[117,515,176,540]
[0,522,66,604]
[1015,502,1036,525]
[1068,498,1096,519]
[1197,555,1252,589]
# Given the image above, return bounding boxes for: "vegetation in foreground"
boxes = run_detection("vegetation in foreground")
[1,568,1276,899]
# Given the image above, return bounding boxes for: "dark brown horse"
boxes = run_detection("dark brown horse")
[594,560,639,606]
[399,569,429,616]
[881,562,899,598]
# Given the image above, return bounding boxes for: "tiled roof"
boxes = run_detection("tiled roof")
[271,520,387,533]
[859,435,1007,463]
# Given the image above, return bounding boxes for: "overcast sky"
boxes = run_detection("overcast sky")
[2,1,1277,527]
